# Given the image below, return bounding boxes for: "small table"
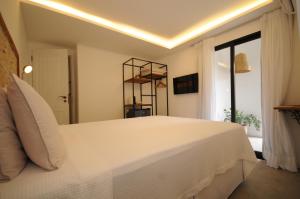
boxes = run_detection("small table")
[274,105,300,125]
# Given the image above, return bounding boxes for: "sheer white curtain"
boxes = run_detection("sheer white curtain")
[261,9,297,172]
[198,38,216,120]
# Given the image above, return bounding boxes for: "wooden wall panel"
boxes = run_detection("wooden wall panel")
[0,13,19,86]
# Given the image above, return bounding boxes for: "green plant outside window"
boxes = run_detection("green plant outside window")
[224,109,261,131]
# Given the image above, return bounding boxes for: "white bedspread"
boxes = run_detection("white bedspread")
[0,116,257,199]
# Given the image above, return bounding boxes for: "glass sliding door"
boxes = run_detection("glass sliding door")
[214,32,262,141]
[235,39,262,138]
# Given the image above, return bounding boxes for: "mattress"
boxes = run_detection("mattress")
[0,116,257,199]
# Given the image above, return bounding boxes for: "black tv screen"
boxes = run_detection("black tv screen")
[173,73,198,94]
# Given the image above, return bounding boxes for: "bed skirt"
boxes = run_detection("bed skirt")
[195,160,244,199]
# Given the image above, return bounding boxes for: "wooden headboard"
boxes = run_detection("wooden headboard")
[0,13,19,77]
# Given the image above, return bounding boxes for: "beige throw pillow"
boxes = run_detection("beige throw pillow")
[7,75,65,170]
[0,88,27,182]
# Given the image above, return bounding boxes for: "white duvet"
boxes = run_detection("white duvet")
[0,116,257,199]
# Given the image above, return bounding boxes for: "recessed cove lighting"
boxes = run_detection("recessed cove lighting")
[24,0,273,49]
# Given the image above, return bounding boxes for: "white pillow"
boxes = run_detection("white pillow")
[7,75,65,170]
[0,88,27,181]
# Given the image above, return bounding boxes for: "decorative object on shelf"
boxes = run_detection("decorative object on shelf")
[235,53,251,73]
[140,68,167,79]
[173,73,198,95]
[274,105,300,125]
[124,103,152,108]
[224,109,261,134]
[134,74,141,79]
[123,58,168,118]
[126,108,151,118]
[124,77,151,84]
[132,96,137,111]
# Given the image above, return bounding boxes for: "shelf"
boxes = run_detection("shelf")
[122,58,169,118]
[124,103,152,108]
[274,105,300,125]
[124,77,151,84]
[142,73,167,80]
[142,94,156,97]
[274,105,300,111]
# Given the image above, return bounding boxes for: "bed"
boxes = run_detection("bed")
[0,116,257,199]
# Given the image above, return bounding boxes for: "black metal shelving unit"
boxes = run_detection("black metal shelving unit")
[122,58,169,118]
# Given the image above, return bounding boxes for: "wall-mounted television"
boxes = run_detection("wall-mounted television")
[173,73,198,95]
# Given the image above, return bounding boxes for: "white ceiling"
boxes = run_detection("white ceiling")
[21,0,279,59]
[45,0,258,38]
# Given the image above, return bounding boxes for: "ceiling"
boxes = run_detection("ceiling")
[21,0,279,59]
[32,0,260,38]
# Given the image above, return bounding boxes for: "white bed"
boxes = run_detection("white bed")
[0,116,257,199]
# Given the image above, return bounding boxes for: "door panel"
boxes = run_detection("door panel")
[32,49,70,124]
[235,39,262,137]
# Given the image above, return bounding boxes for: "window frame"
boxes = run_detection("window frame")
[214,31,261,122]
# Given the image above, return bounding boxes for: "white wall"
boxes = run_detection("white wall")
[0,0,29,67]
[157,46,200,118]
[215,20,260,46]
[77,44,131,122]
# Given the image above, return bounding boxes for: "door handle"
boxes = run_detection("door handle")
[58,96,68,103]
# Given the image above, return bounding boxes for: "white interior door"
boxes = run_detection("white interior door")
[32,49,70,124]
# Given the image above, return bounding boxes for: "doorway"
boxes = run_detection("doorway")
[214,32,262,152]
[32,49,71,125]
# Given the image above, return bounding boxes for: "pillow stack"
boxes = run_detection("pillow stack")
[0,74,66,182]
[0,88,27,182]
[7,74,66,170]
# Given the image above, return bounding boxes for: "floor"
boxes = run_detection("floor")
[229,161,300,199]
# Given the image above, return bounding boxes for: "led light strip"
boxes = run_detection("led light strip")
[24,0,272,49]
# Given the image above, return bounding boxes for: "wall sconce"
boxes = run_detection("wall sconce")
[22,65,34,86]
[22,65,33,79]
[235,53,251,73]
[23,65,33,74]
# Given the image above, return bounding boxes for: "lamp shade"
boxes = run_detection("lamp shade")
[235,53,251,73]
